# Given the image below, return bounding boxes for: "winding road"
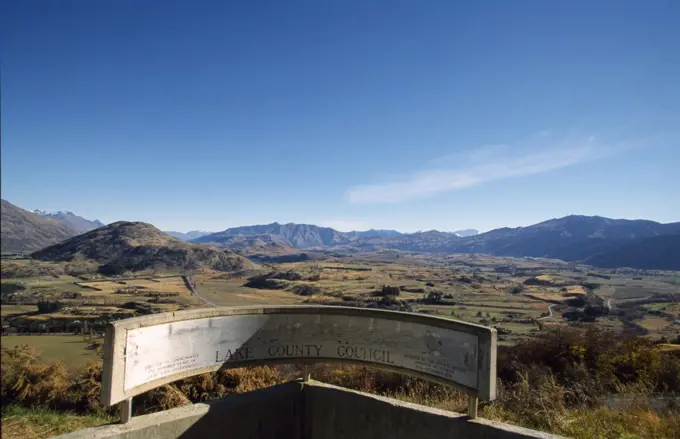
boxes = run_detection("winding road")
[182,275,218,307]
[537,304,556,321]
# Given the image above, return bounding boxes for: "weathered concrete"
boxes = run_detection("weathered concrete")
[54,381,303,439]
[53,380,566,439]
[304,381,566,439]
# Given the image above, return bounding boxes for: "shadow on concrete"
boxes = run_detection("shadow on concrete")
[53,380,565,439]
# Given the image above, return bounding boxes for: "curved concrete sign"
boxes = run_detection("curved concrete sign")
[101,306,496,406]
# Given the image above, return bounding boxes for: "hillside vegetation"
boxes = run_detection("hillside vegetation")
[2,329,678,439]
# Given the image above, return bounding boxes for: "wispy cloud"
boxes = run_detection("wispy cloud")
[346,132,628,204]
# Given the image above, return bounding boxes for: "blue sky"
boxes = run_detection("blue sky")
[2,0,678,233]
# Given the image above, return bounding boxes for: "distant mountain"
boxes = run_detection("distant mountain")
[165,230,213,241]
[193,222,350,249]
[34,210,105,233]
[341,230,461,253]
[345,229,403,239]
[1,199,78,253]
[453,229,479,237]
[31,221,253,275]
[321,215,678,270]
[583,235,680,271]
[20,211,674,270]
[451,216,680,261]
[196,233,298,257]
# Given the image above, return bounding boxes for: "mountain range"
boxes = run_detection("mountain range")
[344,229,404,239]
[190,216,679,270]
[2,199,678,270]
[192,222,350,248]
[165,230,213,241]
[1,200,78,253]
[452,229,479,238]
[194,233,298,257]
[33,210,105,233]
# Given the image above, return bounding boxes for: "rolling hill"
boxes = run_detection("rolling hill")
[1,199,79,253]
[31,221,254,275]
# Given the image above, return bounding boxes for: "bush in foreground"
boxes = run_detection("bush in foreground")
[2,328,679,438]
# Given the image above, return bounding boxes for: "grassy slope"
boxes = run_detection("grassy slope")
[3,399,677,439]
[0,335,99,371]
[1,406,111,439]
[2,329,680,439]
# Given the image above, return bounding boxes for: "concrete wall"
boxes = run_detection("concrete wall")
[53,380,565,439]
[304,381,564,439]
[55,381,303,439]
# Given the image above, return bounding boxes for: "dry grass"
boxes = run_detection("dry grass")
[484,403,680,439]
[0,336,99,372]
[0,305,37,317]
[639,317,672,331]
[3,330,680,439]
[1,406,111,439]
[75,277,191,295]
[565,285,587,295]
[524,292,571,303]
[192,276,306,306]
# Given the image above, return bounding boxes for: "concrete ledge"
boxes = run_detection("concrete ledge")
[54,381,303,439]
[52,380,567,439]
[303,380,566,439]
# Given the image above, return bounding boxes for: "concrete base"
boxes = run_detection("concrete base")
[54,381,565,439]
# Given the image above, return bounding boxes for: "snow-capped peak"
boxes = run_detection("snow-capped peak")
[34,209,73,216]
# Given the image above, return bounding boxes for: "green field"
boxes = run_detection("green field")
[1,335,100,371]
[1,305,36,317]
[2,255,679,371]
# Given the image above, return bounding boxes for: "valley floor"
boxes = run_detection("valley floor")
[2,253,679,438]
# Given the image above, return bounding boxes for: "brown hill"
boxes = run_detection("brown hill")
[1,199,78,253]
[30,221,254,275]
